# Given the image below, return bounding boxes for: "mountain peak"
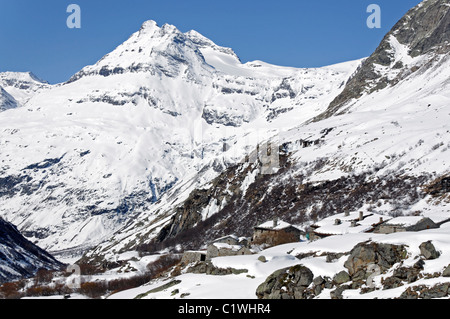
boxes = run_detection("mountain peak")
[67,19,211,82]
[0,71,48,85]
[317,0,450,120]
[140,19,159,30]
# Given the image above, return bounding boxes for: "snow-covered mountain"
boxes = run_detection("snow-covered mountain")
[0,19,359,257]
[1,0,450,300]
[0,218,63,284]
[83,0,450,300]
[0,72,50,107]
[79,0,450,266]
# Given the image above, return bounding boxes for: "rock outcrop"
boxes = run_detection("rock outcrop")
[256,264,314,299]
[419,241,441,260]
[0,218,64,284]
[344,242,408,284]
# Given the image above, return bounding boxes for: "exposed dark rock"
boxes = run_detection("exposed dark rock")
[442,264,450,277]
[325,252,349,263]
[330,284,351,300]
[419,241,441,260]
[333,271,351,285]
[201,108,247,127]
[0,86,19,112]
[0,218,64,284]
[256,264,314,299]
[186,261,248,276]
[420,283,449,299]
[399,287,420,299]
[23,155,65,171]
[257,256,267,263]
[344,242,407,285]
[400,283,450,299]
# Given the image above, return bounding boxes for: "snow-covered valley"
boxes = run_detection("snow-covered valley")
[1,0,450,301]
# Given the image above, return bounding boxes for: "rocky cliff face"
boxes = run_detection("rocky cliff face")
[0,218,63,284]
[320,0,450,119]
[0,86,18,112]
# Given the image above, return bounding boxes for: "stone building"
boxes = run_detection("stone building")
[252,218,303,245]
[211,235,249,247]
[206,235,252,259]
[181,250,207,265]
[206,242,253,259]
[308,211,391,241]
[374,216,439,234]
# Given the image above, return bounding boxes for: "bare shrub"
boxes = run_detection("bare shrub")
[0,281,23,299]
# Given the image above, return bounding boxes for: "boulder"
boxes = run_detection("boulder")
[398,287,420,299]
[344,242,407,282]
[420,283,449,299]
[330,284,351,300]
[333,271,351,285]
[442,265,450,277]
[419,241,440,260]
[313,276,325,286]
[258,256,267,263]
[398,283,450,299]
[256,264,314,299]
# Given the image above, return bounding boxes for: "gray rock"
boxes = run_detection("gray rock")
[413,258,425,270]
[256,264,314,299]
[187,261,248,276]
[258,256,267,263]
[313,276,325,286]
[421,283,449,299]
[419,241,440,260]
[443,265,450,277]
[330,285,350,300]
[344,242,407,278]
[333,271,351,285]
[314,284,323,296]
[399,287,420,299]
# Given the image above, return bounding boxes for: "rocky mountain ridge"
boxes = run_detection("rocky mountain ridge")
[0,218,63,284]
[319,0,450,120]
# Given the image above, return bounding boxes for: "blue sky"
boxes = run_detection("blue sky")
[0,0,422,84]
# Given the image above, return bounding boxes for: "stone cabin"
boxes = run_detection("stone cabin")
[211,235,249,247]
[252,218,303,245]
[181,250,207,265]
[308,211,390,241]
[206,235,252,259]
[374,216,439,234]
